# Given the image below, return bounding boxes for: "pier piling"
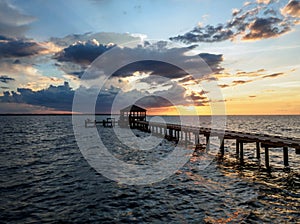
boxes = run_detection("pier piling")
[236,139,240,158]
[256,142,260,160]
[283,146,289,167]
[220,138,225,156]
[265,146,270,170]
[240,141,244,165]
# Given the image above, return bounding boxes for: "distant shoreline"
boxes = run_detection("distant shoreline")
[0,114,299,116]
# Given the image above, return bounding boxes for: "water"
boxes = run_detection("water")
[0,115,299,223]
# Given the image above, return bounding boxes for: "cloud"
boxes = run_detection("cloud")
[0,82,75,111]
[218,84,230,88]
[281,0,300,18]
[0,35,224,113]
[187,91,209,106]
[232,80,252,85]
[54,39,115,65]
[0,80,189,113]
[242,17,291,41]
[214,69,287,81]
[0,75,15,83]
[55,40,224,81]
[257,0,271,4]
[0,37,45,58]
[170,0,299,43]
[0,61,64,92]
[170,24,234,43]
[112,60,188,79]
[50,32,141,47]
[0,0,36,37]
[262,72,285,78]
[215,70,287,89]
[52,32,147,78]
[199,53,223,72]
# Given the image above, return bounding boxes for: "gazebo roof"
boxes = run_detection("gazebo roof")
[120,104,146,112]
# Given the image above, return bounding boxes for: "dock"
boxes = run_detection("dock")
[85,118,116,128]
[85,105,299,171]
[133,120,300,170]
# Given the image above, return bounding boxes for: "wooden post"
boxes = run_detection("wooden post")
[206,135,210,151]
[236,139,239,158]
[283,146,289,167]
[265,146,270,170]
[256,142,260,160]
[195,133,199,145]
[220,138,224,156]
[185,131,187,147]
[240,141,244,165]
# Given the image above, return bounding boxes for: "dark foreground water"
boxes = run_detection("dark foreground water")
[0,115,299,223]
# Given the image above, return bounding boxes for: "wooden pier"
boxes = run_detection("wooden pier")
[131,120,300,170]
[85,104,299,171]
[85,118,116,128]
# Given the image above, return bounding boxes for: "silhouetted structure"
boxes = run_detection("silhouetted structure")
[119,104,147,128]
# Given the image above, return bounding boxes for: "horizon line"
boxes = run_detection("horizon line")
[0,113,299,116]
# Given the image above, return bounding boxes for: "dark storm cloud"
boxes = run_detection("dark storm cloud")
[0,75,15,83]
[54,40,115,65]
[0,35,13,41]
[0,81,186,112]
[170,1,299,43]
[112,60,188,79]
[0,37,45,58]
[0,82,116,112]
[0,82,74,111]
[55,40,224,80]
[107,47,224,79]
[135,96,173,108]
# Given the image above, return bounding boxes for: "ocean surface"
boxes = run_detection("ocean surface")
[0,115,299,223]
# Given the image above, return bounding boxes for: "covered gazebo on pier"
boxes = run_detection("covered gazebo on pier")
[119,104,147,128]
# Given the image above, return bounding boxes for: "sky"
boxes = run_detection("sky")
[0,0,299,115]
